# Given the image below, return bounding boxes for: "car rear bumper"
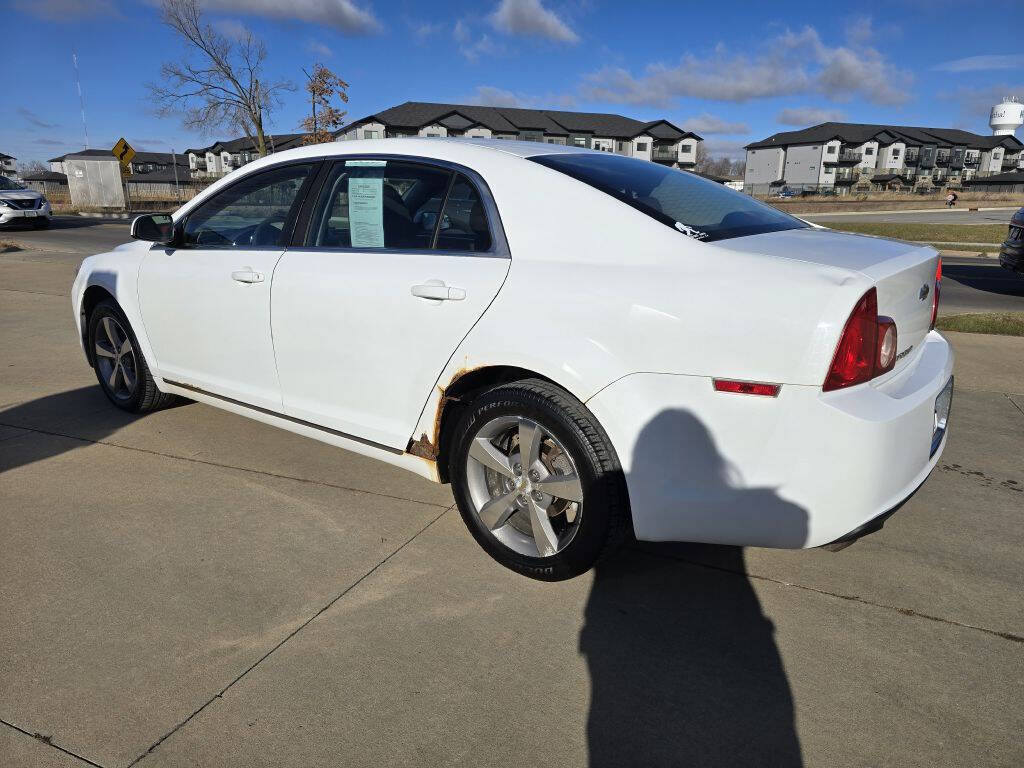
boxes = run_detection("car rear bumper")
[585,331,954,548]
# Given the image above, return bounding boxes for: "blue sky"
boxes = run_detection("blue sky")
[4,0,1023,165]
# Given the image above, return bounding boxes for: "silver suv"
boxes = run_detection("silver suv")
[0,176,52,229]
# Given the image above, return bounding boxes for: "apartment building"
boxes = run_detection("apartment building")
[185,134,307,177]
[48,149,189,177]
[744,122,1024,193]
[0,153,16,177]
[336,102,703,169]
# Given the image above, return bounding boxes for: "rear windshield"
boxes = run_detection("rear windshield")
[530,153,807,243]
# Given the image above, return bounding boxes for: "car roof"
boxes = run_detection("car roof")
[243,136,595,167]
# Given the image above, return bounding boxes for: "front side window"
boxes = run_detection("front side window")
[530,153,808,243]
[306,159,453,250]
[183,163,313,248]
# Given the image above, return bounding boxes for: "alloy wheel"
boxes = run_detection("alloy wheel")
[94,316,138,402]
[464,415,584,558]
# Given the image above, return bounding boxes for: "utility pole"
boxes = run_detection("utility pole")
[72,49,90,149]
[171,147,181,205]
[303,67,317,139]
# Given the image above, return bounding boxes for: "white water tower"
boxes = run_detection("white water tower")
[990,97,1024,136]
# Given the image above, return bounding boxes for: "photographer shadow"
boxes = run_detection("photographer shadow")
[581,409,807,767]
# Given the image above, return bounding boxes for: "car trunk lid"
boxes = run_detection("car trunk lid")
[715,226,940,376]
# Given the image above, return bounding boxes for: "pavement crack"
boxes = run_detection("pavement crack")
[634,547,1024,645]
[1006,393,1024,419]
[125,505,453,767]
[0,287,69,297]
[0,718,107,768]
[0,420,452,510]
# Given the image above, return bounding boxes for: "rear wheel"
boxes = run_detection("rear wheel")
[449,379,629,581]
[88,299,176,413]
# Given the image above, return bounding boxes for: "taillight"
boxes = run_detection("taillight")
[930,258,941,330]
[823,288,899,391]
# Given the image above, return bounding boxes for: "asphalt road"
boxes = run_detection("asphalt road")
[803,207,1018,224]
[1,224,1023,766]
[6,215,1022,316]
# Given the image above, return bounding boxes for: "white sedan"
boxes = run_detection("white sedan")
[71,138,953,580]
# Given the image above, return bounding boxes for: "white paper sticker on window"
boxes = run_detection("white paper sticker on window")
[345,160,388,167]
[348,177,384,248]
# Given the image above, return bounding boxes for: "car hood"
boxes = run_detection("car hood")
[0,189,42,200]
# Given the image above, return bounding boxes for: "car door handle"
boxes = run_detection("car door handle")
[231,269,264,284]
[411,283,466,301]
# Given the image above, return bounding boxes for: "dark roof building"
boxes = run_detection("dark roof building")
[336,101,703,168]
[185,134,308,176]
[48,148,189,176]
[744,121,1024,195]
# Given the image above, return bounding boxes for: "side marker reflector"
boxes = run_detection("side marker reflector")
[713,379,781,397]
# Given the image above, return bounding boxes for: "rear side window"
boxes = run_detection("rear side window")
[436,173,492,252]
[307,159,453,250]
[529,153,807,242]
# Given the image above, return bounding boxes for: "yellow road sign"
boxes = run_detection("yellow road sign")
[112,138,136,169]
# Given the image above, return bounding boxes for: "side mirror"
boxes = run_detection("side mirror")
[131,214,175,244]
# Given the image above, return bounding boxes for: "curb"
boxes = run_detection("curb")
[76,212,134,220]
[803,206,1020,217]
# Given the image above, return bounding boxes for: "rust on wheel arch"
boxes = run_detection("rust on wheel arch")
[405,365,483,463]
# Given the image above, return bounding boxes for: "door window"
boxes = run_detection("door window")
[436,173,492,252]
[183,163,313,248]
[306,160,455,250]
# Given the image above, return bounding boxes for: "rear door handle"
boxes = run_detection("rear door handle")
[231,269,264,284]
[411,282,466,301]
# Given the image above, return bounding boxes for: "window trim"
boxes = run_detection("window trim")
[175,159,321,251]
[290,154,510,259]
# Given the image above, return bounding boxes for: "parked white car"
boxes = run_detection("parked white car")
[0,176,51,228]
[71,138,953,580]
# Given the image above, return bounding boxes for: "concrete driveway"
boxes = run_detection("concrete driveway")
[1,231,1022,767]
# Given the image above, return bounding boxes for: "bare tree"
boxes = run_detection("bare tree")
[17,160,49,175]
[148,0,292,157]
[299,63,350,145]
[693,142,710,173]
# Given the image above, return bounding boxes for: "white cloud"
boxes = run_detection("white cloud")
[701,139,748,160]
[409,19,444,40]
[489,0,578,43]
[454,21,504,61]
[213,18,250,40]
[934,55,1024,73]
[580,25,911,107]
[203,0,382,35]
[306,39,334,57]
[469,85,575,109]
[941,82,1024,130]
[681,114,750,135]
[777,107,846,126]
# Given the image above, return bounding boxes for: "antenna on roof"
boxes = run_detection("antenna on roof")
[72,48,90,149]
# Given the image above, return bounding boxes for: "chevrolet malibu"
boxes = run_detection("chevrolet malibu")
[71,138,953,580]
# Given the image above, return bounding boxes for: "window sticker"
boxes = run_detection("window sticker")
[348,177,385,247]
[345,159,388,167]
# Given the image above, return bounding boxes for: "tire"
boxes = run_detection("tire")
[449,378,629,581]
[88,299,177,413]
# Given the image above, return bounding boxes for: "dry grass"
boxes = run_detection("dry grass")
[936,313,1024,337]
[816,222,1007,244]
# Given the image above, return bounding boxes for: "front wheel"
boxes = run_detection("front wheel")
[88,299,177,413]
[449,379,629,581]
